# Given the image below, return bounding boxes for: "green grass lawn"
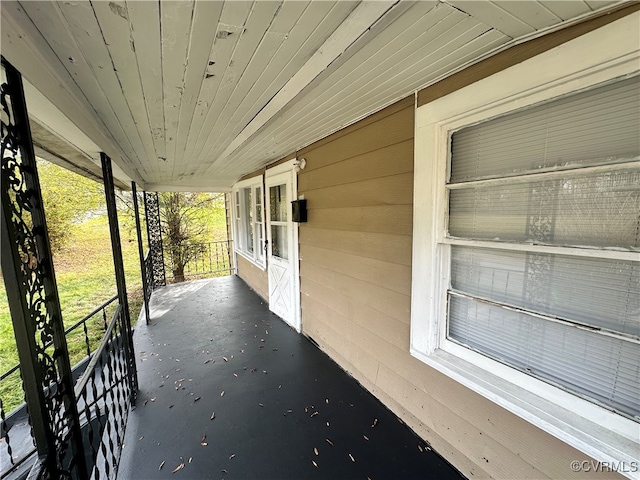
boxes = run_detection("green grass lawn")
[0,214,145,412]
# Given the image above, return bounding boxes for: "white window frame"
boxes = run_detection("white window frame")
[232,176,266,270]
[411,13,640,473]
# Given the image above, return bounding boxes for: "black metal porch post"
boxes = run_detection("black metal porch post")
[131,182,150,324]
[143,191,166,288]
[0,57,89,479]
[100,153,138,404]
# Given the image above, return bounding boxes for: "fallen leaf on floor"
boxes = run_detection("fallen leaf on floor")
[210,412,216,420]
[325,438,334,446]
[313,447,319,456]
[371,418,378,427]
[172,458,185,473]
[312,460,318,468]
[349,453,355,463]
[159,461,165,470]
[201,435,207,446]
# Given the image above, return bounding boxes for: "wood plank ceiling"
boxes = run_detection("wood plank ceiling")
[0,0,624,190]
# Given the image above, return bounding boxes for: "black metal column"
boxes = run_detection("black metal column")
[101,153,138,404]
[131,182,150,325]
[0,57,88,479]
[143,191,166,288]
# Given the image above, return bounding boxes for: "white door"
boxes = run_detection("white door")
[265,166,300,331]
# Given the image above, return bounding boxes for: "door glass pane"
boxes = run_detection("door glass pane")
[271,225,288,260]
[270,185,287,222]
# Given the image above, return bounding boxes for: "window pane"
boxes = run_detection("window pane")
[244,188,253,253]
[255,186,263,222]
[450,77,640,182]
[270,185,287,222]
[451,246,640,337]
[448,294,640,419]
[448,170,640,249]
[271,225,288,260]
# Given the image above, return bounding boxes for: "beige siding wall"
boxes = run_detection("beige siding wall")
[296,93,618,478]
[236,255,268,302]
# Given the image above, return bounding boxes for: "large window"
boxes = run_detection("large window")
[411,17,639,470]
[233,177,265,268]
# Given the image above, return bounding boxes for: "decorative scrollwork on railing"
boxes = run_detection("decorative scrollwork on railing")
[1,58,86,479]
[143,191,166,288]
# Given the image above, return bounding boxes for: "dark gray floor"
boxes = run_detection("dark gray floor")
[119,276,464,480]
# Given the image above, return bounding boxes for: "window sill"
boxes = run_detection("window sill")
[410,346,640,478]
[235,249,266,271]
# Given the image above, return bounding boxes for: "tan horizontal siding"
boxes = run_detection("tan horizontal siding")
[235,255,268,302]
[299,227,413,266]
[298,139,413,192]
[307,205,413,236]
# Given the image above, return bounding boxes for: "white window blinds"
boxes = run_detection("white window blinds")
[446,77,640,420]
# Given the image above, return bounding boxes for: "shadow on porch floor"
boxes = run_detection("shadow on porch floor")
[119,276,464,480]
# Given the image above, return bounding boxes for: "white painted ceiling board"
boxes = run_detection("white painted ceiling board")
[198,1,350,168]
[205,0,403,177]
[54,1,149,174]
[538,1,593,21]
[211,3,469,175]
[196,1,287,164]
[180,1,254,167]
[584,1,622,9]
[191,1,358,176]
[127,0,165,176]
[2,1,142,185]
[446,0,537,37]
[172,1,224,172]
[160,0,195,181]
[488,1,562,30]
[91,1,157,178]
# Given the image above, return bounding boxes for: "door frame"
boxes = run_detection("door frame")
[265,159,301,332]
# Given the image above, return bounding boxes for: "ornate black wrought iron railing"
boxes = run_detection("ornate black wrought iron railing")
[0,295,118,478]
[72,303,132,479]
[164,240,234,282]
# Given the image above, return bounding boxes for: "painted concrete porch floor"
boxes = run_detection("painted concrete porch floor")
[119,276,464,480]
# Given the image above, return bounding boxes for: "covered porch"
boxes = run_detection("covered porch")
[119,275,461,479]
